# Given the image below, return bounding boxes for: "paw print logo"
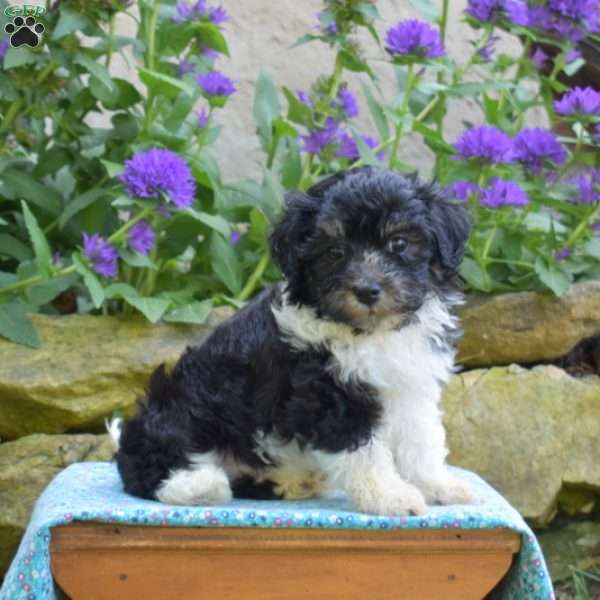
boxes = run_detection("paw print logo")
[4,16,45,48]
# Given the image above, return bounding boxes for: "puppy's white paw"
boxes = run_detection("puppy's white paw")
[156,465,232,505]
[425,477,474,506]
[357,483,427,516]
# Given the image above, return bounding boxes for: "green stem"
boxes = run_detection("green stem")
[388,63,415,168]
[0,265,76,296]
[108,206,154,244]
[106,14,116,68]
[439,0,449,44]
[236,249,270,302]
[565,204,600,249]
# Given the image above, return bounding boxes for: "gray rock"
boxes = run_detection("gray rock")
[457,282,600,368]
[0,433,113,576]
[443,365,600,527]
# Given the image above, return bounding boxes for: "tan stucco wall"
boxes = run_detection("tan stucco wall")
[109,0,544,181]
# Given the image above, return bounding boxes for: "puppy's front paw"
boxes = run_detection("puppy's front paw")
[357,483,427,516]
[425,477,474,506]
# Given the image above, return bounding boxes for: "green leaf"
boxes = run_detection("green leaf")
[194,22,230,56]
[534,258,571,296]
[52,7,90,40]
[26,275,76,306]
[583,238,600,260]
[72,253,105,308]
[280,140,302,189]
[3,47,37,69]
[446,81,513,98]
[21,201,52,278]
[104,283,139,299]
[139,67,193,98]
[74,54,116,95]
[59,189,108,229]
[254,69,281,151]
[101,159,124,178]
[356,2,381,19]
[119,248,158,270]
[0,234,33,261]
[248,208,270,246]
[408,0,440,20]
[0,73,18,101]
[2,170,62,216]
[95,78,142,109]
[185,208,231,238]
[282,87,313,128]
[361,82,389,141]
[339,50,371,74]
[0,302,40,348]
[261,170,284,219]
[210,233,242,295]
[164,300,212,324]
[124,296,171,323]
[460,257,490,291]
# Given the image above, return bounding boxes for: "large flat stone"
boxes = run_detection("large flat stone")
[0,433,113,576]
[443,365,600,527]
[457,282,600,367]
[0,311,229,440]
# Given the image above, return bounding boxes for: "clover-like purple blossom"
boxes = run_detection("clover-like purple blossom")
[570,169,600,204]
[0,39,9,61]
[336,88,359,118]
[202,46,219,60]
[555,247,572,260]
[555,86,600,117]
[454,125,514,164]
[335,132,383,161]
[198,108,209,128]
[592,220,600,233]
[297,90,313,108]
[230,230,241,245]
[300,118,339,154]
[177,59,195,76]
[128,221,156,256]
[82,233,119,279]
[448,180,480,201]
[527,0,599,41]
[209,5,230,27]
[477,36,499,62]
[466,0,529,25]
[531,48,549,69]
[173,0,206,22]
[385,19,445,59]
[197,71,236,97]
[512,128,568,173]
[480,178,529,208]
[119,148,196,209]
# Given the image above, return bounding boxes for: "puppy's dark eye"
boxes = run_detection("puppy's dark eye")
[388,236,408,254]
[327,246,345,260]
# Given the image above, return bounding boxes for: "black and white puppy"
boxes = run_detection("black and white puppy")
[111,166,473,516]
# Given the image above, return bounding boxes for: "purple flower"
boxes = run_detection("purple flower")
[230,230,241,245]
[531,48,549,69]
[477,35,499,62]
[128,221,156,256]
[466,0,528,24]
[385,19,445,59]
[209,5,229,26]
[82,233,119,279]
[336,88,359,118]
[173,0,207,22]
[196,71,236,97]
[512,128,568,173]
[479,178,529,208]
[300,118,339,154]
[198,109,209,128]
[592,220,600,233]
[177,59,195,76]
[565,48,582,63]
[202,46,219,60]
[555,86,600,117]
[335,132,382,161]
[0,39,9,61]
[571,169,600,204]
[119,148,196,209]
[448,180,480,201]
[527,0,600,41]
[316,11,337,35]
[454,125,514,163]
[555,247,571,260]
[297,90,313,108]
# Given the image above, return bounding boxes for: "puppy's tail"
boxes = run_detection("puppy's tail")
[106,417,123,451]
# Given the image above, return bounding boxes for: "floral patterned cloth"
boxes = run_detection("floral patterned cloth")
[1,463,554,599]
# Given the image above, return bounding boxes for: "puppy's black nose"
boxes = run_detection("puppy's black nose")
[353,284,381,306]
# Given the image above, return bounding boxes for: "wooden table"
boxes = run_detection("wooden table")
[51,523,520,599]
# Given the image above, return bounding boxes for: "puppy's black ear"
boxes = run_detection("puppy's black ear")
[269,190,320,279]
[421,182,471,281]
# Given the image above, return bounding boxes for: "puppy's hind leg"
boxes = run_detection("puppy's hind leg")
[156,452,232,506]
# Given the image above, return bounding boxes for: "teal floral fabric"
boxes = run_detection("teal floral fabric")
[1,463,554,599]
